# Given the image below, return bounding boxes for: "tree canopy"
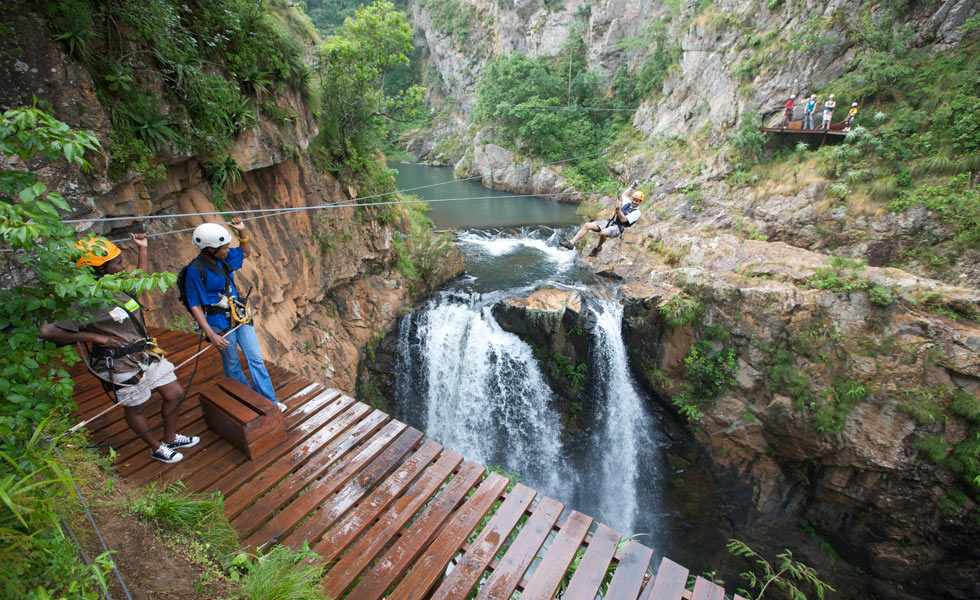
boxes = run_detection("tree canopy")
[315,1,423,168]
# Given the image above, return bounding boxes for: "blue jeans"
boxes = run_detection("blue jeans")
[803,113,814,129]
[219,324,279,403]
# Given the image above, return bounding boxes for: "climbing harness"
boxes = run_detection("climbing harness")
[59,321,247,445]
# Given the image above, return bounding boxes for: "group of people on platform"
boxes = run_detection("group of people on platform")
[781,93,859,131]
[40,218,280,464]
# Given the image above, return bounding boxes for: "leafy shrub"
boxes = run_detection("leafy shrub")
[807,256,869,294]
[732,113,766,161]
[897,390,945,425]
[228,545,326,600]
[867,284,894,306]
[951,391,980,423]
[672,341,738,422]
[766,349,814,408]
[916,435,950,464]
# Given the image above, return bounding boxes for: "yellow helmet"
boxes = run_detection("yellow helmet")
[632,189,645,202]
[75,237,121,267]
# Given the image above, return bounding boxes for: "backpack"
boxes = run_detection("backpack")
[177,255,234,312]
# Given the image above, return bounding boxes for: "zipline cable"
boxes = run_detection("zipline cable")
[496,103,639,112]
[62,149,614,225]
[1,148,617,252]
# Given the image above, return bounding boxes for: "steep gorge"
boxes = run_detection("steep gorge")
[398,0,980,597]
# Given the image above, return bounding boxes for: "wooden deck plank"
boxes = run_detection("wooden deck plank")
[641,557,689,600]
[562,523,622,600]
[224,405,384,521]
[388,472,511,600]
[429,483,538,600]
[472,496,564,600]
[145,384,327,488]
[241,422,417,544]
[691,576,725,600]
[605,540,654,600]
[115,410,209,477]
[520,510,593,600]
[194,391,349,495]
[310,447,460,564]
[323,459,483,600]
[282,438,443,551]
[212,399,366,506]
[66,330,733,600]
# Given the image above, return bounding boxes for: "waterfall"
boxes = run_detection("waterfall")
[395,294,663,542]
[396,299,578,500]
[586,299,662,538]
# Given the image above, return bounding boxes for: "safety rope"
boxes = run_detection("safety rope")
[56,321,244,446]
[52,444,135,600]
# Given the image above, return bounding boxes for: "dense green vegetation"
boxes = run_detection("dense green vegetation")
[0,107,177,598]
[736,15,980,275]
[473,38,630,189]
[312,1,423,171]
[35,0,317,198]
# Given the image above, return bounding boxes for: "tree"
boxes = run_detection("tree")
[316,0,423,164]
[0,106,175,453]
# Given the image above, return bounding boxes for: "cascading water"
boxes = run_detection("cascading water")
[390,163,665,542]
[584,300,662,537]
[397,300,578,501]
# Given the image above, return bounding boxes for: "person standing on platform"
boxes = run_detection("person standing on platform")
[40,235,198,464]
[803,94,818,129]
[844,102,859,131]
[781,94,796,128]
[822,94,836,130]
[183,218,285,411]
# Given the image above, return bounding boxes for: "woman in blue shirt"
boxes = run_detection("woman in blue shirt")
[184,218,284,410]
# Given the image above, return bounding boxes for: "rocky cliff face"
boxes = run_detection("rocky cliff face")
[1,3,461,392]
[477,246,979,598]
[408,0,980,288]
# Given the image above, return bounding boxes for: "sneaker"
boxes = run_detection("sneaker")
[151,445,183,464]
[589,246,602,257]
[275,401,287,412]
[559,240,574,250]
[166,433,200,450]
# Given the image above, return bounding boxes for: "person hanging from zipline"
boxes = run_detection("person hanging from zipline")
[560,180,644,257]
[182,218,284,411]
[39,234,198,464]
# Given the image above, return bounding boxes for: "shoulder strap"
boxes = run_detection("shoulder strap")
[193,254,234,297]
[121,293,149,339]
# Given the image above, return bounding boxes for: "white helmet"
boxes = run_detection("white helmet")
[192,223,232,249]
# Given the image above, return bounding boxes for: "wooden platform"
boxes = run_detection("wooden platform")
[70,329,741,600]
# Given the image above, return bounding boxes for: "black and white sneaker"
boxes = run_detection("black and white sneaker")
[151,445,183,464]
[166,433,200,450]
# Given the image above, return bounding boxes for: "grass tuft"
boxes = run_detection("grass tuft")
[129,482,239,560]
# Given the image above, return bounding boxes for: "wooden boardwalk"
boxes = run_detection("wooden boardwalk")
[70,329,739,600]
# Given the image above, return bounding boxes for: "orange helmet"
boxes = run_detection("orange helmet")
[632,189,645,202]
[75,237,121,267]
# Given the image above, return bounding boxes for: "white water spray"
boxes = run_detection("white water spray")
[401,301,577,498]
[588,300,659,536]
